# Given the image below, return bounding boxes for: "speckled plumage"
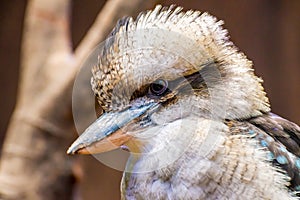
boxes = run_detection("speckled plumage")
[72,5,300,199]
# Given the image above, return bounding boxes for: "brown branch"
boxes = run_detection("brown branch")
[0,1,74,199]
[0,0,156,199]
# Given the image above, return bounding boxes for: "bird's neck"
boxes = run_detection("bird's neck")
[121,117,228,198]
[124,117,226,175]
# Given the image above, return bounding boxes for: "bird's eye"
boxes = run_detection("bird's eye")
[149,79,169,96]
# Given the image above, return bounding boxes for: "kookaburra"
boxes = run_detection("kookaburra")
[68,5,300,199]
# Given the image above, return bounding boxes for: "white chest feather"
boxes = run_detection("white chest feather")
[121,118,296,200]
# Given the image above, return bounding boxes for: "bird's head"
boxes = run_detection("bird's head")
[67,5,270,158]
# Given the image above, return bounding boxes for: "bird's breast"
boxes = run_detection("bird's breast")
[121,118,296,200]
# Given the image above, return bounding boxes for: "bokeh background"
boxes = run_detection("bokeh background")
[0,0,299,199]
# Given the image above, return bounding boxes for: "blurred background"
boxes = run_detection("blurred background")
[0,0,299,199]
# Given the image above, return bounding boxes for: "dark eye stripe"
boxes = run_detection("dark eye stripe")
[130,70,206,102]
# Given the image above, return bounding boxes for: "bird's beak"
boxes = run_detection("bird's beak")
[67,102,158,155]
